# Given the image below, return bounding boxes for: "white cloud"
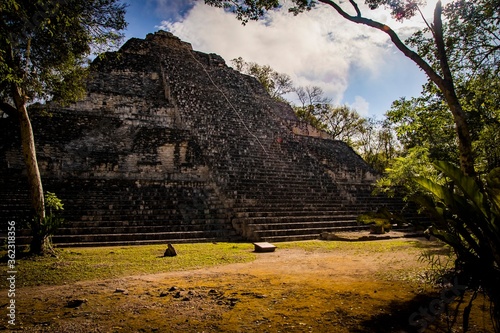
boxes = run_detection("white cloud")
[157,0,444,115]
[350,96,370,117]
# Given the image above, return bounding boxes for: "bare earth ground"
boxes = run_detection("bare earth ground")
[5,238,494,332]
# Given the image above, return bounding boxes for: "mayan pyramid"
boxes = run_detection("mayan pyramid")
[0,31,418,246]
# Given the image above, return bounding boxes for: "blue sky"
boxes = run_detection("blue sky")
[119,0,445,119]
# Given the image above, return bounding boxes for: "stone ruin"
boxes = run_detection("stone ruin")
[0,31,420,246]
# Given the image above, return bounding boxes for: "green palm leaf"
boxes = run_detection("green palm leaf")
[434,161,487,216]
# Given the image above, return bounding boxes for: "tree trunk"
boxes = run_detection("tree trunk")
[431,1,476,177]
[440,85,476,177]
[12,84,47,254]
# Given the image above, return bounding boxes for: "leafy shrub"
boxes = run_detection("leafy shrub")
[412,161,500,332]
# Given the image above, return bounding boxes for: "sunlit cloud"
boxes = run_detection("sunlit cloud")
[350,96,370,117]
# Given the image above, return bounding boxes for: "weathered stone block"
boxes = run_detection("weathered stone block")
[253,242,277,253]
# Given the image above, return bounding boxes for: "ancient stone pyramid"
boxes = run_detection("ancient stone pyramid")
[0,31,418,246]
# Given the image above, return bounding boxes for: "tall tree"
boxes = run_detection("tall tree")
[0,0,127,254]
[231,57,294,100]
[386,92,458,163]
[293,85,330,131]
[316,104,366,143]
[403,0,500,172]
[295,85,331,112]
[387,75,500,174]
[356,118,400,173]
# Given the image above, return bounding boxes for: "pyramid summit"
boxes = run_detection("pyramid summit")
[0,31,417,246]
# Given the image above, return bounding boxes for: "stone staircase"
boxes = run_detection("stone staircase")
[164,48,422,242]
[228,185,417,242]
[0,179,238,247]
[0,32,427,248]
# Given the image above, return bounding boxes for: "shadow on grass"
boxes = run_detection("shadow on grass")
[0,246,59,262]
[351,292,469,333]
[413,239,454,257]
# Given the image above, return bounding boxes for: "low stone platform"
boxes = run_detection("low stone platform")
[253,242,277,253]
[320,230,426,242]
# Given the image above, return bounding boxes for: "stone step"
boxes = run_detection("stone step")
[232,202,381,211]
[257,225,371,243]
[51,230,232,244]
[63,213,226,222]
[261,234,320,242]
[58,219,228,230]
[233,215,359,225]
[55,225,230,235]
[222,182,338,192]
[234,210,356,218]
[54,237,234,248]
[254,226,357,237]
[250,220,360,230]
[12,232,239,247]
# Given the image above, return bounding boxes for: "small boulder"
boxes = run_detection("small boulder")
[164,243,177,257]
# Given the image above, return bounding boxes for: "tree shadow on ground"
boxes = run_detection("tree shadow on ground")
[350,292,483,333]
[350,293,434,333]
[413,239,454,257]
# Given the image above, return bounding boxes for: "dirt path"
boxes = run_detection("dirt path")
[9,239,493,332]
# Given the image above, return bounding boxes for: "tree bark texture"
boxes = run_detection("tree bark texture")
[12,84,47,253]
[431,1,476,177]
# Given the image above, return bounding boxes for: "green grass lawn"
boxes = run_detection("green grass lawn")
[1,239,444,288]
[1,242,257,288]
[277,238,426,252]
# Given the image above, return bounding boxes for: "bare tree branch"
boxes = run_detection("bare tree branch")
[317,0,446,92]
